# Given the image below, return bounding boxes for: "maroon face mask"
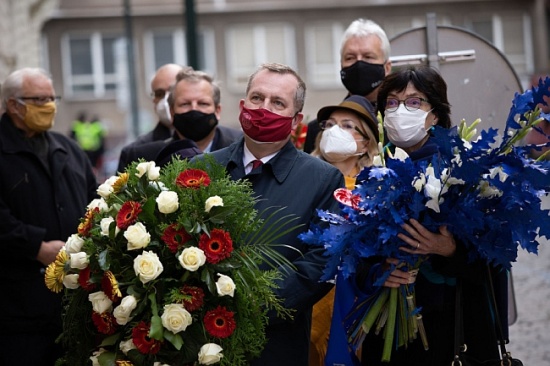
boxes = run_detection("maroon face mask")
[239,106,294,143]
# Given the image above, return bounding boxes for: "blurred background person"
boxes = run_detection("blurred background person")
[117,69,241,172]
[70,111,105,175]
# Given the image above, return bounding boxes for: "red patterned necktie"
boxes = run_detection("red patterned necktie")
[251,159,263,170]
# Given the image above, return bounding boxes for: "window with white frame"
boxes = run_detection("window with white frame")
[225,23,297,90]
[61,32,122,99]
[143,28,216,84]
[304,22,344,88]
[464,12,533,83]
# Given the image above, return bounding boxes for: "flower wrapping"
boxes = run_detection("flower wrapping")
[300,77,550,362]
[45,155,296,366]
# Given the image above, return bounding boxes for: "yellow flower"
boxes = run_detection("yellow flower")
[113,173,129,193]
[45,250,69,293]
[103,270,122,301]
[115,361,134,366]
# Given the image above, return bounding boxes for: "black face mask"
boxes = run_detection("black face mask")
[340,60,385,96]
[173,110,218,141]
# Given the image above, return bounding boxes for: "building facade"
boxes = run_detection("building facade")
[2,0,548,173]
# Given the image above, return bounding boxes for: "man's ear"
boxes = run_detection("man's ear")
[6,98,21,115]
[292,113,303,128]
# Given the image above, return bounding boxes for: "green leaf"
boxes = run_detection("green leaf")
[148,292,164,340]
[139,196,158,226]
[97,351,116,366]
[207,205,237,224]
[98,249,110,271]
[99,333,119,347]
[150,314,164,340]
[164,330,184,350]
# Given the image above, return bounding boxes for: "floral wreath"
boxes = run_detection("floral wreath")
[45,155,295,366]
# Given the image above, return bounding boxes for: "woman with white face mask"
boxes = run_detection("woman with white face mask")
[309,95,378,366]
[311,95,379,188]
[352,66,509,366]
[378,65,451,159]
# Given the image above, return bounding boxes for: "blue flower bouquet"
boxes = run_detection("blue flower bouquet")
[300,77,550,363]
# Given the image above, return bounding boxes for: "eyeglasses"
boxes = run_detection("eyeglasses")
[319,118,359,131]
[150,89,168,100]
[17,96,61,105]
[385,97,429,112]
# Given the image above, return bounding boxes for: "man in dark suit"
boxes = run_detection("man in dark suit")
[117,69,242,172]
[202,63,344,366]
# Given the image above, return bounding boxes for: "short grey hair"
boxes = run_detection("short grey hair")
[246,62,306,114]
[1,68,52,110]
[341,19,391,62]
[167,69,221,108]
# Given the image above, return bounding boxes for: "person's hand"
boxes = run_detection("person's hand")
[382,258,419,288]
[36,240,65,266]
[398,218,456,257]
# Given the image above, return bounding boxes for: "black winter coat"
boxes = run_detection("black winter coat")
[204,138,345,366]
[0,113,98,334]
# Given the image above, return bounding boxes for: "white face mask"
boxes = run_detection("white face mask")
[319,126,361,163]
[383,104,430,148]
[155,92,172,127]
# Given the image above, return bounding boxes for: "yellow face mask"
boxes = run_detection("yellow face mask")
[22,102,56,132]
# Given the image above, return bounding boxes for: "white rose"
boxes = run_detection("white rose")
[178,247,206,272]
[119,339,136,355]
[153,363,171,366]
[136,161,160,180]
[204,196,224,213]
[198,343,223,365]
[113,295,138,325]
[88,291,113,314]
[156,191,179,214]
[124,222,151,250]
[96,176,118,198]
[87,198,109,213]
[90,348,107,366]
[161,303,193,333]
[69,252,89,269]
[63,274,80,289]
[65,234,84,254]
[215,273,235,297]
[134,250,164,284]
[100,217,120,237]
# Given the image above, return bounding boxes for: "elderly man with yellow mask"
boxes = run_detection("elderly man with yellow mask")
[0,68,97,366]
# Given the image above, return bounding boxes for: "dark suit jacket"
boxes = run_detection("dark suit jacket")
[117,125,242,173]
[203,138,344,366]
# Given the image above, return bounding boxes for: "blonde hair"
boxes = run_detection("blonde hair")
[312,114,379,172]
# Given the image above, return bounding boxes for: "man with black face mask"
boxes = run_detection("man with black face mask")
[303,18,392,153]
[117,69,242,171]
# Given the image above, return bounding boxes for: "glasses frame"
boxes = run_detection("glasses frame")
[17,96,62,106]
[319,118,360,131]
[385,97,429,112]
[150,89,168,100]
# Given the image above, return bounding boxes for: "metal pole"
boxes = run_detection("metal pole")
[123,0,140,138]
[184,0,199,69]
[425,13,440,70]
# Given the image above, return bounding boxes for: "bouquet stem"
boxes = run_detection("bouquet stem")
[416,314,429,350]
[381,287,398,362]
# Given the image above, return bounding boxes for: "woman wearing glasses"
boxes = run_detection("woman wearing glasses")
[354,65,508,365]
[311,95,379,186]
[309,94,379,366]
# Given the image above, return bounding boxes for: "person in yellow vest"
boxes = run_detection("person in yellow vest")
[70,112,105,170]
